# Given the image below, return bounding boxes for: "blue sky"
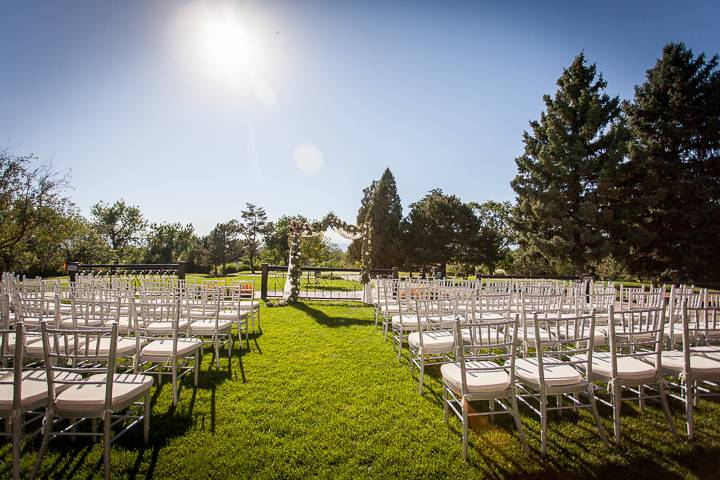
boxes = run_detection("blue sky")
[1,0,719,235]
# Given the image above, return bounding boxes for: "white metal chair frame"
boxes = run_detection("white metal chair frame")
[32,322,152,480]
[443,315,529,459]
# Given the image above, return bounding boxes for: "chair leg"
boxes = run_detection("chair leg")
[588,388,609,446]
[194,350,200,386]
[612,380,622,446]
[511,393,530,454]
[639,385,645,412]
[143,391,150,445]
[418,357,425,396]
[11,411,21,480]
[103,410,112,480]
[462,397,469,460]
[540,393,548,454]
[396,331,403,361]
[489,398,495,423]
[657,380,678,439]
[172,360,178,406]
[31,411,53,480]
[686,377,694,440]
[214,334,220,369]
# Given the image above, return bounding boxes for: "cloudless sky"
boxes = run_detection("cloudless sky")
[1,0,719,235]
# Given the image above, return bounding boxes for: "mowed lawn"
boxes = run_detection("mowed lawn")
[5,301,720,479]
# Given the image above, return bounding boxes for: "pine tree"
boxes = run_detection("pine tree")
[511,53,628,275]
[622,42,720,282]
[349,168,404,267]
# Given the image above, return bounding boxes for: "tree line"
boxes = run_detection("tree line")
[1,42,717,283]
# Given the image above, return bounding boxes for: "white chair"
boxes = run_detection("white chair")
[516,311,608,453]
[409,296,455,395]
[133,296,201,405]
[32,321,153,480]
[586,307,677,446]
[661,305,720,439]
[442,315,528,459]
[189,287,233,369]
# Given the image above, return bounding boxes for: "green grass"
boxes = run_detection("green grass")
[5,301,720,479]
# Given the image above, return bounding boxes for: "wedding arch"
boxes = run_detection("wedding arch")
[281,213,372,303]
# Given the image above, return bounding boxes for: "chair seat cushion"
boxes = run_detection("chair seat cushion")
[441,361,510,394]
[144,320,189,335]
[460,327,505,345]
[660,350,720,375]
[392,315,425,329]
[25,336,87,357]
[0,370,81,412]
[693,346,720,361]
[218,311,250,320]
[577,352,657,381]
[515,357,583,387]
[408,330,454,354]
[60,318,104,328]
[141,339,202,357]
[55,373,153,413]
[78,337,141,356]
[190,320,233,335]
[427,314,459,327]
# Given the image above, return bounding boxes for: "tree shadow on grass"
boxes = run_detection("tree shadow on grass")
[292,302,373,328]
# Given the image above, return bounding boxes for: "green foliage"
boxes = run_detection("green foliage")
[511,52,628,276]
[403,189,478,274]
[201,220,243,276]
[466,201,514,274]
[0,150,70,272]
[91,199,147,263]
[349,168,404,268]
[621,42,720,282]
[239,203,271,273]
[144,222,195,264]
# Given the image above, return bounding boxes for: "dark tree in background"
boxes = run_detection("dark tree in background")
[621,42,720,282]
[144,222,195,264]
[240,203,271,273]
[511,53,628,275]
[348,168,404,267]
[91,199,147,263]
[403,189,477,276]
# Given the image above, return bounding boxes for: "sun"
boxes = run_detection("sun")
[169,1,265,83]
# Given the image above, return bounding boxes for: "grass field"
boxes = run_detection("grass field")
[5,300,720,479]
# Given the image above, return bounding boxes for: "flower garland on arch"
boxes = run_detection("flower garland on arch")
[280,213,371,304]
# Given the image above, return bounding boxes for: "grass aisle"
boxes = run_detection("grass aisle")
[8,301,720,479]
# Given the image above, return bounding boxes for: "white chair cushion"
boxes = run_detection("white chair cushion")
[0,370,81,412]
[579,352,657,381]
[427,314,459,328]
[190,320,233,335]
[408,331,454,354]
[78,337,141,356]
[60,318,104,328]
[441,361,510,394]
[218,311,249,320]
[25,336,87,357]
[55,373,153,413]
[693,346,720,361]
[515,357,583,387]
[141,339,202,357]
[144,320,189,335]
[460,328,505,345]
[237,303,258,311]
[392,315,425,329]
[660,349,720,375]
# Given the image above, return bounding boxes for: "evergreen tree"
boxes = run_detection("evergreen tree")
[622,42,720,282]
[511,53,628,275]
[466,201,514,274]
[240,203,271,273]
[348,168,404,267]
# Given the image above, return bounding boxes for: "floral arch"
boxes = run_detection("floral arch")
[282,213,372,303]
